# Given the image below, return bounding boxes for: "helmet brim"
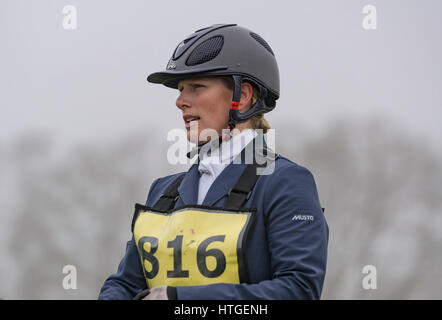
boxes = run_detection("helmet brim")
[147,65,229,89]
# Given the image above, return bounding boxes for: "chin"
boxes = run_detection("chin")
[187,129,198,144]
[187,124,222,145]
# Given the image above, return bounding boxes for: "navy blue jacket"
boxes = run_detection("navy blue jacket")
[98,155,329,299]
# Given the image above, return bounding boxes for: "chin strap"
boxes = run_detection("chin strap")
[221,118,236,142]
[222,74,243,142]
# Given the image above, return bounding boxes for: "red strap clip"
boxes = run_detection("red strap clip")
[230,101,239,110]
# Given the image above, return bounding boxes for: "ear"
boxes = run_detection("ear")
[238,81,254,113]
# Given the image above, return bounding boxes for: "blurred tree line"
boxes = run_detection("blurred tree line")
[1,117,441,299]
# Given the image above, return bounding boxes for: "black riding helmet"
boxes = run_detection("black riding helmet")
[147,23,280,131]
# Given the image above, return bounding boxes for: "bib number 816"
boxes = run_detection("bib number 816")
[137,235,227,279]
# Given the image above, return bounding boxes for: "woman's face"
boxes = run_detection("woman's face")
[176,77,232,144]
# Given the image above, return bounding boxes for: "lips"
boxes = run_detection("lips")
[183,115,200,129]
[184,116,200,123]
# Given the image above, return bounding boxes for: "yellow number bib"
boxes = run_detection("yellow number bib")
[132,204,254,288]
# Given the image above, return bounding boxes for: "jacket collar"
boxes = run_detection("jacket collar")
[201,161,248,206]
[177,163,200,206]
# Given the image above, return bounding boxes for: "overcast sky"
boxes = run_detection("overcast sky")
[1,0,441,153]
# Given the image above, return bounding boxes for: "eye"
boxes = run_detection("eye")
[178,83,204,92]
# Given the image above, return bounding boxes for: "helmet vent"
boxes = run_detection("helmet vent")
[186,36,224,66]
[250,32,274,56]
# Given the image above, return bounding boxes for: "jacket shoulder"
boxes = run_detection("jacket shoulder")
[262,155,323,213]
[264,154,316,180]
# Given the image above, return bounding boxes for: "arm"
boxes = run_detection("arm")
[176,164,329,300]
[98,237,147,300]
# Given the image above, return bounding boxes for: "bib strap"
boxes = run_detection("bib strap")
[151,160,265,212]
[152,174,185,212]
[224,161,263,210]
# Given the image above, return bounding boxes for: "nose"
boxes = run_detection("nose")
[176,91,190,111]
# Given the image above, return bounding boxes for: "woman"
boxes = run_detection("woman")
[99,23,329,300]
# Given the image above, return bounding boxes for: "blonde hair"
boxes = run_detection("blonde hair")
[220,76,271,134]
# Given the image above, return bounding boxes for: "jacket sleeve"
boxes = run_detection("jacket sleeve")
[98,178,160,300]
[176,164,329,300]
